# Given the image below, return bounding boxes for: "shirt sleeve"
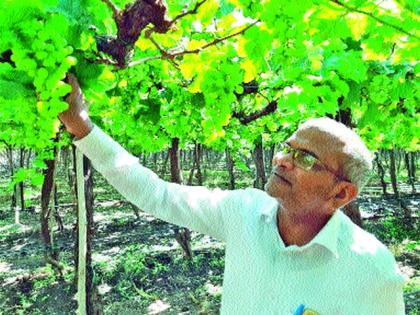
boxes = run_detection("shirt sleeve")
[73,125,239,241]
[364,275,406,315]
[362,250,407,315]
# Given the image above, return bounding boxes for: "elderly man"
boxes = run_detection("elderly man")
[60,75,406,314]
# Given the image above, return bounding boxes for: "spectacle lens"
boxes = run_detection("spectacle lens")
[279,143,318,171]
[277,143,350,182]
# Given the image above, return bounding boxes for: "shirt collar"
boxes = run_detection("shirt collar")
[309,209,341,258]
[260,201,341,258]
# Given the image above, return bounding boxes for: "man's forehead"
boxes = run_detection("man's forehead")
[289,126,341,142]
[287,127,345,153]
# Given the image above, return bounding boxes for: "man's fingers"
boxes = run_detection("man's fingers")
[66,73,78,86]
[65,73,79,91]
[64,73,82,103]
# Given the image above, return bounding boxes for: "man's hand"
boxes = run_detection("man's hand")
[59,73,94,139]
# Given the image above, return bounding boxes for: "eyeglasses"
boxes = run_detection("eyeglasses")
[278,142,350,182]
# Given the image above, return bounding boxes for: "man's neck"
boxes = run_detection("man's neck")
[276,207,332,247]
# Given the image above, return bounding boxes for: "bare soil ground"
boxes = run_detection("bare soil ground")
[0,178,418,314]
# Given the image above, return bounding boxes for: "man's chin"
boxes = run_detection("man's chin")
[264,182,273,195]
[264,182,284,199]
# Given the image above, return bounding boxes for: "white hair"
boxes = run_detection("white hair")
[299,117,373,191]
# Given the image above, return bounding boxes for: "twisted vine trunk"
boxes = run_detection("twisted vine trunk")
[225,149,235,190]
[266,144,276,174]
[53,182,64,232]
[40,146,63,275]
[187,147,196,186]
[19,148,25,213]
[405,152,416,193]
[169,138,192,259]
[6,146,17,213]
[96,0,171,67]
[159,151,170,177]
[188,143,203,186]
[376,151,388,196]
[389,148,399,198]
[195,144,203,186]
[253,136,266,190]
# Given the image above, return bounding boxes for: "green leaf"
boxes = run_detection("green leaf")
[0,79,33,99]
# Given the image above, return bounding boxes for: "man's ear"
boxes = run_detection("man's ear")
[332,182,358,209]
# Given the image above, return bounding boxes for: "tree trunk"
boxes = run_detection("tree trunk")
[19,148,25,212]
[375,151,388,196]
[153,152,158,171]
[187,144,203,186]
[40,147,63,275]
[187,161,195,185]
[202,150,207,182]
[225,149,235,190]
[142,153,147,167]
[159,151,170,177]
[54,182,59,209]
[195,144,203,185]
[188,143,203,186]
[389,148,399,198]
[405,152,416,193]
[187,148,197,186]
[130,203,141,219]
[343,200,363,227]
[396,149,402,173]
[64,146,78,218]
[410,152,416,182]
[53,183,64,232]
[169,138,192,259]
[25,149,32,168]
[204,149,211,170]
[6,147,17,212]
[334,107,354,128]
[382,150,390,169]
[266,144,275,174]
[253,136,266,190]
[189,149,194,169]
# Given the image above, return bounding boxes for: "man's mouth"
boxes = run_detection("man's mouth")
[274,172,291,185]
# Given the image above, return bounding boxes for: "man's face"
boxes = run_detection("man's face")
[265,127,346,215]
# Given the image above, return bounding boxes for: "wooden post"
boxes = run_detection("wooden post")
[76,149,87,315]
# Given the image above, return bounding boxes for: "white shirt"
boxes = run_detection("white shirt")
[75,125,406,314]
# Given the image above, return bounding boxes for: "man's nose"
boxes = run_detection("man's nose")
[272,152,294,170]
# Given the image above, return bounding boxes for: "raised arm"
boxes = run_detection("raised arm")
[74,125,241,240]
[58,74,252,241]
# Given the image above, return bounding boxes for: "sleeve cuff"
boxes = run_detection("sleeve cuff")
[73,124,138,168]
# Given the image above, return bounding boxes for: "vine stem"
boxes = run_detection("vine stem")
[128,21,259,67]
[169,0,208,27]
[174,20,259,56]
[330,0,419,40]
